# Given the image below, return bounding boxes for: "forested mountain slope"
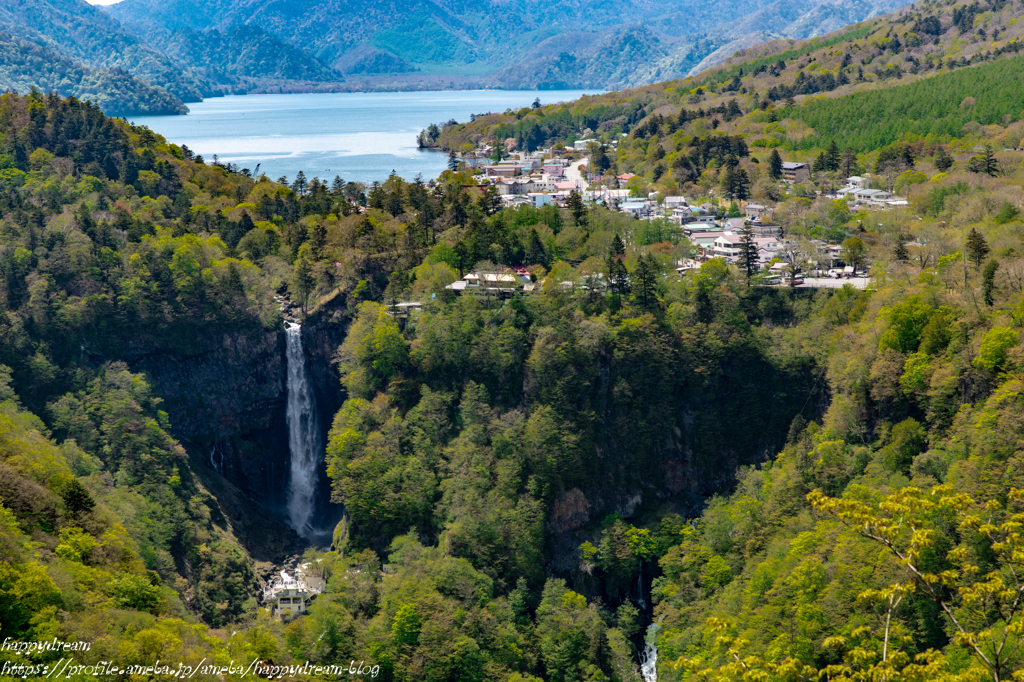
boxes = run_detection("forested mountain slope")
[0,0,346,111]
[0,31,187,115]
[0,0,210,102]
[11,0,1024,676]
[106,0,911,90]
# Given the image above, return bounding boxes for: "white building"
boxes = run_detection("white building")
[264,566,324,619]
[852,188,893,203]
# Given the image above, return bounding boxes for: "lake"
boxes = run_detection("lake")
[130,90,598,185]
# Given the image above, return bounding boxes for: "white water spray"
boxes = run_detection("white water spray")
[285,322,320,539]
[640,619,663,682]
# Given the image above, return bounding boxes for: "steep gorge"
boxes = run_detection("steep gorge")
[123,300,350,559]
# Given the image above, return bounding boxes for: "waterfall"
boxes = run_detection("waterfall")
[285,322,320,539]
[640,619,663,682]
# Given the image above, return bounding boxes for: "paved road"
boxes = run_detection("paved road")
[564,157,590,191]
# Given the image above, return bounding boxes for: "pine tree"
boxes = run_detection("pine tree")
[331,175,345,196]
[607,235,629,298]
[966,228,990,269]
[983,258,999,306]
[526,228,549,267]
[567,190,587,227]
[739,227,759,282]
[825,141,841,172]
[813,152,828,173]
[982,145,1000,176]
[841,147,859,177]
[934,146,954,172]
[611,233,626,257]
[767,149,783,180]
[893,235,910,262]
[720,167,736,197]
[309,222,327,259]
[730,168,751,200]
[447,150,459,172]
[291,245,315,311]
[239,212,255,236]
[633,253,659,310]
[291,170,308,196]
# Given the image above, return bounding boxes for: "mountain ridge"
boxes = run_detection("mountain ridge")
[106,0,916,91]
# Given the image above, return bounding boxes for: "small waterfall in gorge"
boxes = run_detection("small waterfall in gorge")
[285,322,320,539]
[640,619,663,682]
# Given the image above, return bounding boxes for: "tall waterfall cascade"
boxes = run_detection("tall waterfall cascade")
[285,322,320,539]
[640,619,663,682]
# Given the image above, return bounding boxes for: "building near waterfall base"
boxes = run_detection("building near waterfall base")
[263,564,326,619]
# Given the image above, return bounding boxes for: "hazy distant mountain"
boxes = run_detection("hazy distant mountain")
[107,0,914,90]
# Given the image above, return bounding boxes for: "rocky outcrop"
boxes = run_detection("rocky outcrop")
[130,328,292,506]
[126,297,350,541]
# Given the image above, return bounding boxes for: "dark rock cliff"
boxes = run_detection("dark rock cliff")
[125,298,350,556]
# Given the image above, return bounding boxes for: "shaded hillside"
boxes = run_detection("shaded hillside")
[0,31,187,115]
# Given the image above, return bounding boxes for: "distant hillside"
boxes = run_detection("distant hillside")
[0,0,211,101]
[0,31,187,115]
[430,0,1024,159]
[107,0,914,90]
[0,0,347,110]
[156,24,346,88]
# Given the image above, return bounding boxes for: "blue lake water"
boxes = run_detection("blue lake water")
[130,90,598,185]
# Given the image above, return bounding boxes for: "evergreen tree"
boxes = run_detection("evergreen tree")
[60,478,95,519]
[481,184,501,216]
[767,149,783,180]
[934,146,954,172]
[982,145,1000,176]
[841,147,859,177]
[739,227,759,282]
[825,141,841,172]
[447,150,460,172]
[813,152,828,173]
[719,167,735,197]
[291,170,307,196]
[567,190,587,227]
[611,233,626,257]
[983,258,999,306]
[291,246,315,311]
[728,201,742,218]
[633,253,659,310]
[331,175,345,196]
[385,188,405,216]
[309,222,327,259]
[526,228,549,268]
[607,235,629,299]
[729,168,751,200]
[966,227,990,269]
[238,212,255,237]
[893,235,910,262]
[368,182,386,210]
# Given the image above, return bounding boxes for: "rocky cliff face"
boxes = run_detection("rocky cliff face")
[125,302,349,553]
